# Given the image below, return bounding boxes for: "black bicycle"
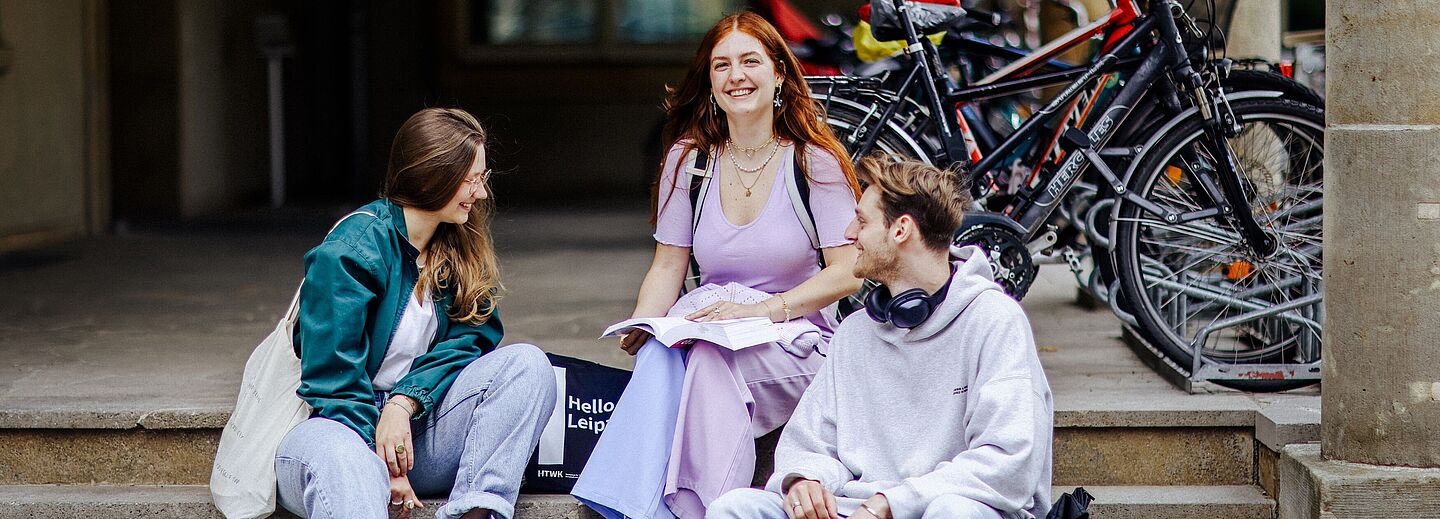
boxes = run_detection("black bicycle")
[809,0,1323,391]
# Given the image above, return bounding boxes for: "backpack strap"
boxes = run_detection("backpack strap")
[686,148,714,236]
[683,148,715,292]
[328,210,377,235]
[784,144,825,268]
[789,146,870,321]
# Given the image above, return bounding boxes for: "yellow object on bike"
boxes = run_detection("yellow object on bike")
[854,20,947,63]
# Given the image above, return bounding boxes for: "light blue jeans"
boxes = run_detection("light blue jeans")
[275,344,556,519]
[708,488,1005,519]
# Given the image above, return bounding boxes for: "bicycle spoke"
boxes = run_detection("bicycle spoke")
[1119,103,1326,368]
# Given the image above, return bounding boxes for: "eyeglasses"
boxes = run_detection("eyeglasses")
[462,169,492,193]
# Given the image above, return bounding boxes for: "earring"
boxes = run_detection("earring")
[774,89,782,108]
[711,95,720,112]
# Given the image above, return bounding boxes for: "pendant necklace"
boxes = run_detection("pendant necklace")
[727,140,780,197]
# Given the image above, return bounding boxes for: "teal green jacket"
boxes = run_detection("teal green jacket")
[294,198,502,447]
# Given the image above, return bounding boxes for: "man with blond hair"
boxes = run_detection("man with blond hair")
[710,157,1053,519]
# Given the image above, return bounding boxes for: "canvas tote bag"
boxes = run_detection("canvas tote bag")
[210,211,372,518]
[521,353,632,493]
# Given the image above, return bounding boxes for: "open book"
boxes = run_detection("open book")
[600,317,781,351]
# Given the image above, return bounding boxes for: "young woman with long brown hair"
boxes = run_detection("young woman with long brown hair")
[275,107,555,519]
[572,12,863,519]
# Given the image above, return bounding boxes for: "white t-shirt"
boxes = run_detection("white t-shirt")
[372,286,437,392]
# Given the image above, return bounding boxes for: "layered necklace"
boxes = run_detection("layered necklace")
[726,137,779,197]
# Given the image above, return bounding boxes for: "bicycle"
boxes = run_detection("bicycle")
[807,0,1323,391]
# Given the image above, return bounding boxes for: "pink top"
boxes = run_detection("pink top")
[654,142,857,333]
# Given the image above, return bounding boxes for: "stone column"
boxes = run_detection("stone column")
[1279,2,1440,516]
[1224,0,1282,62]
[1322,0,1440,469]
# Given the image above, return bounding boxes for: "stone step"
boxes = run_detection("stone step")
[0,407,1260,487]
[0,484,1273,519]
[1080,485,1274,519]
[0,486,597,518]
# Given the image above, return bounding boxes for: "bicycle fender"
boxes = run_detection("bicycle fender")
[955,210,1028,237]
[1105,89,1286,241]
[1114,89,1285,189]
[812,95,935,164]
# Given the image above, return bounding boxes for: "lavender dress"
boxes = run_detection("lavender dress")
[573,142,857,518]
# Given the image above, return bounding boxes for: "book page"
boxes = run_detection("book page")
[600,316,779,350]
[600,317,692,339]
[601,283,786,350]
[721,318,783,349]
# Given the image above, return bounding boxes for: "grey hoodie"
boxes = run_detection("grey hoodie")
[765,246,1054,519]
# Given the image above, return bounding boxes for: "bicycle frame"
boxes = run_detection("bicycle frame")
[975,0,1141,85]
[840,0,1277,253]
[845,0,1146,170]
[951,0,1140,159]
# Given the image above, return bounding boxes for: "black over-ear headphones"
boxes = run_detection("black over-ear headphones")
[864,268,955,329]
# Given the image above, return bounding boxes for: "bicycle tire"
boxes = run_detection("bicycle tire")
[1085,71,1323,308]
[1113,98,1324,392]
[815,96,936,163]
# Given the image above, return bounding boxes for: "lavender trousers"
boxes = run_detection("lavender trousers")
[572,337,823,519]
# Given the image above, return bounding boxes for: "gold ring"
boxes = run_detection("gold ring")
[395,444,406,455]
[404,500,416,509]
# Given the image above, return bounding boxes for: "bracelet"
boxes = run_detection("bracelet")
[861,503,883,517]
[386,397,416,417]
[776,293,792,322]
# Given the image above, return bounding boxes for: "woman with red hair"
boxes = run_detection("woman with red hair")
[573,11,863,519]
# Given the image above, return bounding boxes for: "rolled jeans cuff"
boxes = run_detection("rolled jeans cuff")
[436,491,513,519]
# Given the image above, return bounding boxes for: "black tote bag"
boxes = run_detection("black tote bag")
[521,353,632,493]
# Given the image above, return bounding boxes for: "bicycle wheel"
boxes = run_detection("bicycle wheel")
[1086,70,1324,306]
[1113,98,1324,391]
[815,96,936,163]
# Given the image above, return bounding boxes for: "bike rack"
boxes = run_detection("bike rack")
[1121,324,1322,393]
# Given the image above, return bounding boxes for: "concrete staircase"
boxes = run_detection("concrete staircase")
[0,485,1276,519]
[0,215,1317,518]
[0,400,1316,518]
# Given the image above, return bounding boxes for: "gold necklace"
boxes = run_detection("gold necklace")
[728,137,774,158]
[727,142,781,196]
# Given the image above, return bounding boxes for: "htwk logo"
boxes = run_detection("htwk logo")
[537,366,567,465]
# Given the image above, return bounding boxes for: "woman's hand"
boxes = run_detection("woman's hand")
[685,301,772,322]
[620,329,652,356]
[388,474,424,519]
[375,396,417,477]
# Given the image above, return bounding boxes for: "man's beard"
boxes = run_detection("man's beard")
[853,245,899,282]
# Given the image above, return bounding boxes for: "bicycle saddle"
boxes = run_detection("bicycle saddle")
[866,0,967,42]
